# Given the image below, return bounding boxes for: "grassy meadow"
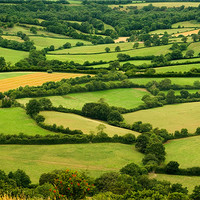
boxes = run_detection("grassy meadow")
[47,44,171,63]
[0,47,28,63]
[0,143,143,183]
[155,63,200,73]
[149,28,194,35]
[0,107,53,135]
[172,20,200,28]
[0,72,34,80]
[150,173,200,193]
[129,77,200,86]
[165,136,200,168]
[29,36,91,50]
[41,111,140,136]
[123,102,200,133]
[18,88,149,110]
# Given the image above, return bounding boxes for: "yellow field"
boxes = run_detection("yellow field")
[0,72,87,92]
[174,29,200,36]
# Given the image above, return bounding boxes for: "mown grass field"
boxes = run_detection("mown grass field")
[155,63,200,73]
[171,57,200,64]
[165,136,200,168]
[172,20,200,28]
[129,77,200,86]
[186,42,200,56]
[51,42,143,54]
[0,47,28,63]
[2,35,23,42]
[18,88,149,110]
[0,72,34,80]
[149,173,200,193]
[47,45,171,63]
[123,102,200,133]
[150,28,194,35]
[29,36,91,50]
[0,143,143,183]
[88,60,151,68]
[0,107,53,135]
[0,72,87,92]
[41,111,140,136]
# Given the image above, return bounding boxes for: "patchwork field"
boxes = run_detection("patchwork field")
[155,63,200,73]
[47,45,171,63]
[165,136,200,168]
[0,47,28,63]
[18,88,149,110]
[0,72,87,92]
[0,72,34,80]
[150,173,200,193]
[2,35,23,42]
[123,102,200,133]
[129,77,200,86]
[171,57,200,64]
[41,111,140,136]
[0,143,143,183]
[0,107,53,135]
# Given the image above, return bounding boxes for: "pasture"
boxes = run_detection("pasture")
[0,72,87,92]
[172,20,200,28]
[29,36,91,50]
[0,47,28,63]
[0,107,53,135]
[17,88,149,109]
[51,42,142,54]
[150,173,200,193]
[41,111,140,136]
[2,35,23,42]
[171,57,200,64]
[129,77,200,86]
[109,2,200,9]
[155,63,200,73]
[165,136,200,168]
[162,89,200,95]
[123,102,200,133]
[186,42,200,56]
[47,45,171,63]
[0,143,143,183]
[150,28,194,35]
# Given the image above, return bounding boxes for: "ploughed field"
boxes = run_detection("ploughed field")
[0,72,87,92]
[0,143,143,183]
[123,102,200,133]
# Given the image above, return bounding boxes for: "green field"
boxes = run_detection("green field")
[155,63,200,73]
[30,36,91,50]
[109,2,200,9]
[18,88,149,110]
[171,57,200,64]
[51,42,141,54]
[129,77,200,86]
[150,28,194,35]
[150,173,200,193]
[0,72,35,80]
[90,60,151,68]
[47,45,171,63]
[0,47,28,63]
[123,102,200,133]
[172,20,200,28]
[0,107,53,135]
[165,136,200,168]
[162,89,200,95]
[41,111,140,136]
[186,42,200,56]
[0,143,143,183]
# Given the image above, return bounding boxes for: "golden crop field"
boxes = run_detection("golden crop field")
[174,29,200,36]
[0,72,87,92]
